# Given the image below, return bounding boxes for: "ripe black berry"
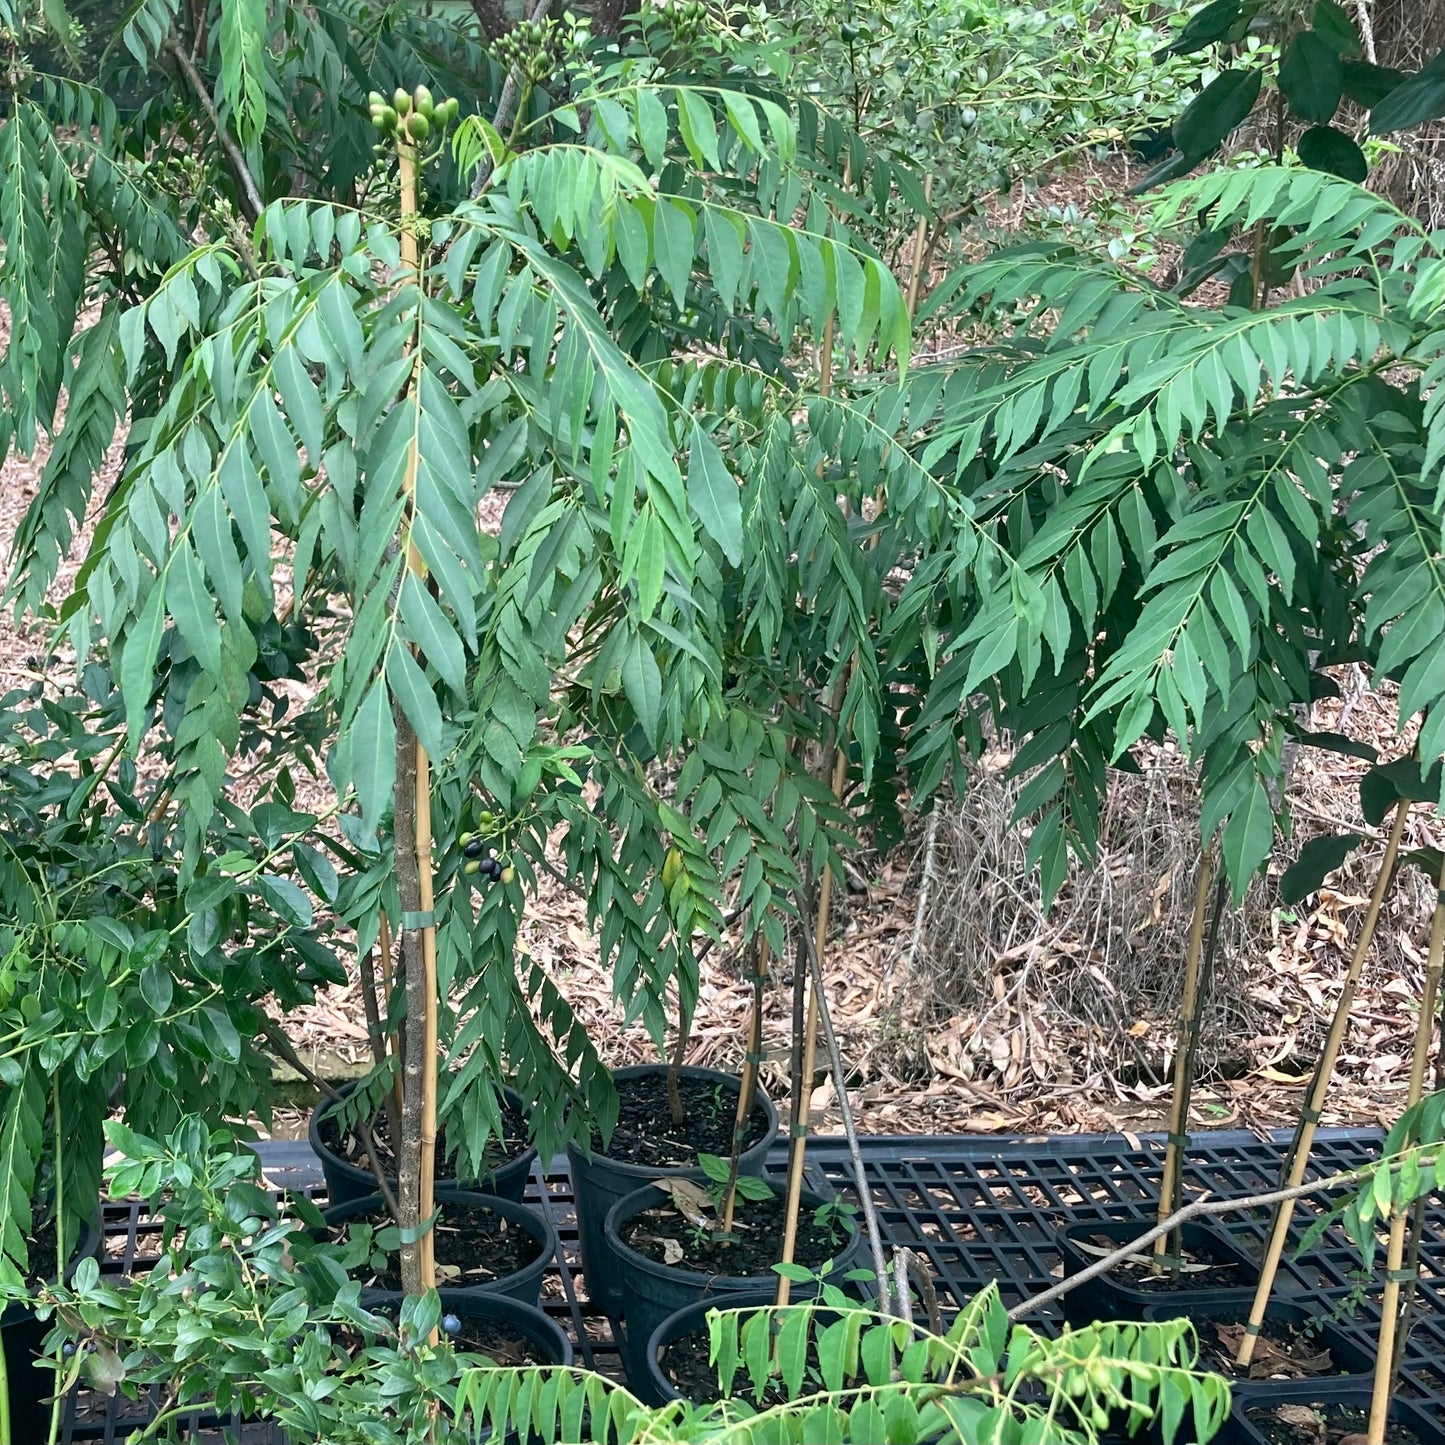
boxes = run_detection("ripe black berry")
[463,838,485,859]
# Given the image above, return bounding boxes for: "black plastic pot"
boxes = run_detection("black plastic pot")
[1,1213,103,1441]
[1057,1219,1266,1326]
[309,1082,537,1209]
[566,1064,778,1320]
[604,1183,865,1393]
[319,1189,556,1306]
[365,1287,572,1367]
[1229,1374,1444,1444]
[643,1288,821,1409]
[1141,1295,1372,1382]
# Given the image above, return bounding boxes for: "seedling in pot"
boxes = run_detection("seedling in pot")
[654,1153,772,1246]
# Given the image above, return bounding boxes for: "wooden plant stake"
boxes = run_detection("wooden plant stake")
[1236,797,1411,1366]
[1369,852,1445,1445]
[1154,848,1216,1266]
[721,936,770,1236]
[391,128,440,1303]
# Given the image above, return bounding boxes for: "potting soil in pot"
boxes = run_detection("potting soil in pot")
[317,1098,528,1181]
[327,1203,542,1291]
[619,1196,848,1275]
[1245,1400,1427,1445]
[1072,1229,1249,1291]
[1201,1318,1339,1380]
[443,1315,555,1367]
[598,1074,770,1168]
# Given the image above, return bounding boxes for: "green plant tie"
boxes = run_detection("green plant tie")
[1299,1105,1322,1123]
[1167,1131,1190,1148]
[1387,1268,1417,1282]
[1243,1320,1264,1336]
[401,911,435,930]
[789,1122,808,1138]
[745,1050,765,1065]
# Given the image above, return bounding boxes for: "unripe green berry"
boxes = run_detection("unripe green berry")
[406,111,430,142]
[393,87,411,115]
[413,84,434,118]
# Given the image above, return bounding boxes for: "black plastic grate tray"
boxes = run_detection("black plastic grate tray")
[47,1125,1445,1439]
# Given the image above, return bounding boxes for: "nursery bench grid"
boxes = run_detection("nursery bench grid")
[56,1124,1445,1440]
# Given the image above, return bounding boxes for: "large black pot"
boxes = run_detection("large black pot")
[309,1083,537,1209]
[318,1189,556,1306]
[1,1213,103,1441]
[1057,1219,1266,1326]
[566,1065,778,1320]
[1229,1375,1444,1445]
[604,1182,865,1393]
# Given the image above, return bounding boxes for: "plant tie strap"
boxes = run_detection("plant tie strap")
[1242,1320,1264,1336]
[746,1049,766,1066]
[1167,1131,1190,1149]
[1387,1268,1417,1282]
[1299,1105,1323,1124]
[401,911,435,931]
[789,1122,809,1138]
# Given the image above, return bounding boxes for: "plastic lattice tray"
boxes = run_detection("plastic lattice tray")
[49,1125,1445,1439]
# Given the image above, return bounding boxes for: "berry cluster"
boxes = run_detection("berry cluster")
[460,832,514,886]
[490,18,555,85]
[368,84,460,144]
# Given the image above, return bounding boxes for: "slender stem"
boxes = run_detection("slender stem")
[776,747,848,1307]
[1237,796,1411,1365]
[162,36,264,224]
[1155,849,1215,1266]
[1369,854,1445,1445]
[666,1000,688,1128]
[378,913,405,1137]
[721,936,769,1235]
[470,0,553,197]
[798,887,895,1311]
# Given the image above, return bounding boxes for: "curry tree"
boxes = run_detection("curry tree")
[0,0,927,1290]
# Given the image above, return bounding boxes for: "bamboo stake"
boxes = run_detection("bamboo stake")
[721,937,770,1236]
[776,748,849,1308]
[394,130,439,1303]
[1154,849,1215,1265]
[904,174,934,320]
[1237,797,1411,1366]
[1369,853,1445,1445]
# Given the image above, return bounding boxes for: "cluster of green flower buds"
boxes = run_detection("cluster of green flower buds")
[660,0,708,48]
[369,84,461,144]
[491,17,554,84]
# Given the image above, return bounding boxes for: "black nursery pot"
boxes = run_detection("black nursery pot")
[1140,1295,1373,1382]
[565,1065,778,1320]
[603,1183,866,1395]
[1057,1219,1265,1326]
[319,1189,556,1306]
[309,1083,537,1208]
[1229,1375,1445,1445]
[365,1287,572,1368]
[1,1213,103,1442]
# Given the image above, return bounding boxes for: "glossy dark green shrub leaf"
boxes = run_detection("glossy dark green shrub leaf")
[1157,0,1245,57]
[1340,58,1407,106]
[1310,0,1362,57]
[1370,50,1445,133]
[1297,124,1368,180]
[1173,68,1264,160]
[1279,31,1343,124]
[1279,832,1362,903]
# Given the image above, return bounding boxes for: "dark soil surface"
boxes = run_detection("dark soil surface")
[660,1321,807,1406]
[594,1074,769,1169]
[620,1194,849,1276]
[1073,1230,1248,1292]
[1246,1400,1425,1445]
[319,1096,529,1180]
[451,1317,554,1367]
[328,1202,542,1291]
